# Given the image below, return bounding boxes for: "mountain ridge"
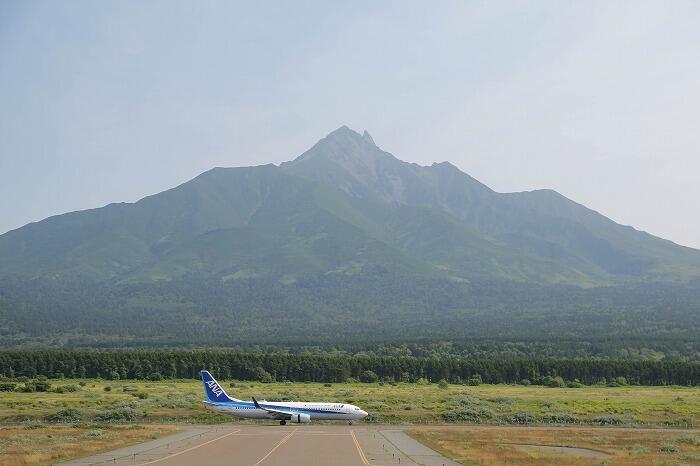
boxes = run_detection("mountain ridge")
[2,126,699,285]
[0,126,699,346]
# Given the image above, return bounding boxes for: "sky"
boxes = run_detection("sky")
[1,0,699,248]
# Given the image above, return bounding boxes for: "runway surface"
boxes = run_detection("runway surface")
[60,424,461,466]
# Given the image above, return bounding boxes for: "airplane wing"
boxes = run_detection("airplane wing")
[252,396,293,420]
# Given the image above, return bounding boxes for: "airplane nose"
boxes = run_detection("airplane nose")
[360,410,368,417]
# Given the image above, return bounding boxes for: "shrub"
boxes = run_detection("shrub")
[466,375,482,386]
[0,382,16,392]
[437,379,449,389]
[147,372,163,381]
[567,380,584,388]
[451,394,482,407]
[614,376,628,386]
[132,392,149,399]
[34,376,50,392]
[95,408,137,422]
[79,381,87,387]
[510,412,535,424]
[442,407,494,423]
[53,384,79,394]
[543,376,565,388]
[519,379,531,386]
[44,408,82,423]
[593,416,624,425]
[20,382,36,392]
[660,444,679,453]
[415,377,430,385]
[122,385,138,392]
[541,412,579,424]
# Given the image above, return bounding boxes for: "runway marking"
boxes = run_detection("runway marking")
[253,429,297,465]
[350,430,373,466]
[233,432,349,436]
[134,429,240,465]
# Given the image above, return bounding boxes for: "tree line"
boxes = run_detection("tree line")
[0,350,697,386]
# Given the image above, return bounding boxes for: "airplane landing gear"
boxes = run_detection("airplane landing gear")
[280,420,286,426]
[348,421,353,425]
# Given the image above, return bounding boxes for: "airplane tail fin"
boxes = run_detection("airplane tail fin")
[200,370,241,403]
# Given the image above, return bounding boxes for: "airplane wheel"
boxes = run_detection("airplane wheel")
[348,421,353,425]
[280,420,286,426]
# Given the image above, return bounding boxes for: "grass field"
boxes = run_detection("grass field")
[0,424,177,466]
[408,426,700,465]
[0,378,698,427]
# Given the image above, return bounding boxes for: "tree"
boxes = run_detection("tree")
[467,374,482,386]
[34,375,50,392]
[252,367,274,383]
[359,370,378,383]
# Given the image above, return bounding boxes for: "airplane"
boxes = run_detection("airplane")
[200,370,368,425]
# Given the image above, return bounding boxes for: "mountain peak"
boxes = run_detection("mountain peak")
[286,126,389,167]
[324,126,376,146]
[325,125,360,139]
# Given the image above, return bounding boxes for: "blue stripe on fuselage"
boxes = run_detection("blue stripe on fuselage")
[205,400,338,415]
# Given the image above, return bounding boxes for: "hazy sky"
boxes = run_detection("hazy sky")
[1,1,699,248]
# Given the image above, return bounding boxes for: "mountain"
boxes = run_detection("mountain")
[1,126,699,347]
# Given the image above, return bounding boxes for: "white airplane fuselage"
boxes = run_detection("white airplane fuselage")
[204,399,368,421]
[200,370,368,424]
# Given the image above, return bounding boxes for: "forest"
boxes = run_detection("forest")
[2,275,699,355]
[0,350,697,386]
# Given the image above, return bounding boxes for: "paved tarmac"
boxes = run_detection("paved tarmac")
[60,424,461,466]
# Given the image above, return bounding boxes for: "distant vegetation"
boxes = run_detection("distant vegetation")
[0,376,697,428]
[0,350,697,386]
[1,275,700,353]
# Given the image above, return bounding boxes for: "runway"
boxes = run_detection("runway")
[60,424,460,466]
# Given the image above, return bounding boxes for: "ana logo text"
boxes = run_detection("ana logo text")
[206,380,223,397]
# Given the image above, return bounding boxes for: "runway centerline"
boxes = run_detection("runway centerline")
[253,429,297,466]
[60,425,460,466]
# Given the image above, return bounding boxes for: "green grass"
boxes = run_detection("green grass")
[1,379,698,427]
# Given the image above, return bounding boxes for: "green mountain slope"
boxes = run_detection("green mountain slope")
[283,126,700,284]
[0,126,699,347]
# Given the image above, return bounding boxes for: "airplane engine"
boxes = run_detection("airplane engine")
[290,413,311,423]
